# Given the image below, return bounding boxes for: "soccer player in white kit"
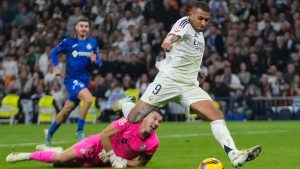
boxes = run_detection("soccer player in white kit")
[113,1,261,168]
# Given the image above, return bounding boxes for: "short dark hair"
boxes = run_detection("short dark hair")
[191,0,210,12]
[74,17,90,26]
[153,109,164,117]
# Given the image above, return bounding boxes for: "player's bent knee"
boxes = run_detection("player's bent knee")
[127,116,141,124]
[128,112,144,123]
[60,110,71,118]
[209,110,224,121]
[201,109,224,121]
[62,106,74,113]
[83,96,93,106]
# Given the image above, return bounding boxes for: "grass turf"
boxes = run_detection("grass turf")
[0,121,299,169]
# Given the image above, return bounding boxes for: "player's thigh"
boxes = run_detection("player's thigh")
[140,80,180,107]
[70,135,101,167]
[180,86,211,111]
[53,147,78,166]
[181,86,223,120]
[190,100,224,121]
[65,79,87,104]
[77,88,93,102]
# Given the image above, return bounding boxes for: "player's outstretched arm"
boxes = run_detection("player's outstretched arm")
[126,153,152,167]
[99,123,128,168]
[161,33,180,52]
[91,41,102,65]
[50,39,67,77]
[99,123,117,152]
[51,47,63,76]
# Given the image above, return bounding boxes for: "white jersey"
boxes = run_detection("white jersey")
[156,16,205,85]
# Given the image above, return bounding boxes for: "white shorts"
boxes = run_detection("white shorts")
[140,74,212,112]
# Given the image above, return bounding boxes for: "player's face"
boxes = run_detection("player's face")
[75,21,89,37]
[143,111,163,134]
[189,8,211,32]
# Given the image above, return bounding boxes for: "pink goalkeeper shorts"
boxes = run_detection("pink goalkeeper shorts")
[72,134,107,167]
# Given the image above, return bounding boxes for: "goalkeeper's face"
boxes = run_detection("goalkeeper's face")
[75,21,90,38]
[142,111,163,134]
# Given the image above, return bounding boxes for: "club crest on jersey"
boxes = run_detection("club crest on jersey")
[80,148,86,155]
[86,43,92,50]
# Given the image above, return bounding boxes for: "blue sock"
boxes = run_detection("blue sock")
[48,122,60,136]
[77,118,85,132]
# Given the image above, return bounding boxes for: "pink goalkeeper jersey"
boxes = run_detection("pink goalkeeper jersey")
[111,117,160,160]
[72,118,159,167]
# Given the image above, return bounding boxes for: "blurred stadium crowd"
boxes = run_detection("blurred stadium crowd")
[0,0,300,123]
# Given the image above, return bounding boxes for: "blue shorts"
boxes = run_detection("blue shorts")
[64,78,88,105]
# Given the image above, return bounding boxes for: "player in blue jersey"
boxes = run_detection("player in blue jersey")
[44,17,101,146]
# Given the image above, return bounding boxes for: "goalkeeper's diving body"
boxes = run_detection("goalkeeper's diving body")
[6,110,163,168]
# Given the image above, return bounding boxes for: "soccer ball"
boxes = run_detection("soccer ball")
[199,158,224,169]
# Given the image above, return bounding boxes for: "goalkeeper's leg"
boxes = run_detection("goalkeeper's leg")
[6,147,79,167]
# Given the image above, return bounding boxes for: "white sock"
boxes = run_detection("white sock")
[210,119,238,160]
[122,102,135,120]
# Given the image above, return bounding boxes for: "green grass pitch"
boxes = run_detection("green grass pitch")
[1,121,300,169]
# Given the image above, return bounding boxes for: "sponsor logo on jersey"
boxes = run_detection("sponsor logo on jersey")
[72,50,93,57]
[86,43,92,50]
[72,50,79,57]
[193,40,205,52]
[193,39,202,46]
[185,32,205,52]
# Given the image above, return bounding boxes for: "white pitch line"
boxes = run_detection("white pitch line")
[0,141,70,148]
[160,130,287,138]
[0,130,287,147]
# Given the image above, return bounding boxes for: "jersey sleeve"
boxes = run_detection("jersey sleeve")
[93,39,102,66]
[113,117,130,132]
[50,38,68,66]
[168,17,189,38]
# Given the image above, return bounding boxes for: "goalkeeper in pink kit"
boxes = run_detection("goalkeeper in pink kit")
[6,110,163,168]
